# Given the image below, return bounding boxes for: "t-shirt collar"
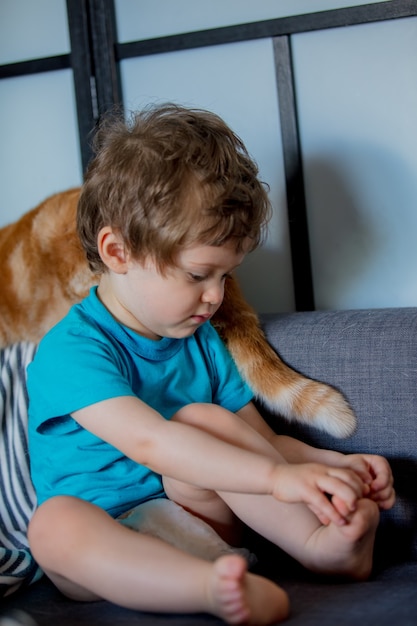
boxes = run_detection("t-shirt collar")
[82,287,183,361]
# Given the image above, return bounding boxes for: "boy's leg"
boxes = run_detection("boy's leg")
[165,403,283,543]
[165,474,379,580]
[28,495,288,625]
[220,491,379,581]
[167,404,380,580]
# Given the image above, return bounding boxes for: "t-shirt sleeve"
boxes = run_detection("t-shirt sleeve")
[201,323,254,413]
[27,324,136,433]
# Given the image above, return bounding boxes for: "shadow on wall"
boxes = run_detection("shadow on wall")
[303,142,417,310]
[236,245,295,315]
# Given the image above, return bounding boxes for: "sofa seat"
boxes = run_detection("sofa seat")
[1,308,416,625]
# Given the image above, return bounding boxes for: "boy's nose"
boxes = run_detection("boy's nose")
[202,283,224,306]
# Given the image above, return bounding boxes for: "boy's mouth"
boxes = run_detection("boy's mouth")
[190,313,211,324]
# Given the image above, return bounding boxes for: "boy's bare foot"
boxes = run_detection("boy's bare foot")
[305,498,380,580]
[207,554,289,625]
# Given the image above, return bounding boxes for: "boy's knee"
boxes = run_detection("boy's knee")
[28,496,87,561]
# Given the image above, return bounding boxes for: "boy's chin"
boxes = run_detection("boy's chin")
[167,323,203,339]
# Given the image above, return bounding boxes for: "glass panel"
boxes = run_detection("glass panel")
[0,0,70,64]
[120,38,294,312]
[0,70,83,227]
[293,17,417,309]
[114,0,391,43]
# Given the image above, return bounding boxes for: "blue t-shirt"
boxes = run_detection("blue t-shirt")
[27,287,253,517]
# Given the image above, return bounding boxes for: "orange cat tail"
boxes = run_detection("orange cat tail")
[229,328,356,438]
[213,277,356,439]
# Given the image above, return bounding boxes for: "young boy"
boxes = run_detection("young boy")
[27,104,394,625]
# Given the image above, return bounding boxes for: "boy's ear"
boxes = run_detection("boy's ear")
[97,227,129,273]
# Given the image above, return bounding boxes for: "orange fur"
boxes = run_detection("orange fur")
[0,189,355,437]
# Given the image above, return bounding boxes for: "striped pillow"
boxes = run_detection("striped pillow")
[0,342,42,597]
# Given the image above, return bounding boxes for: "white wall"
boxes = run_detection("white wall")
[0,0,70,64]
[0,0,82,228]
[2,0,416,313]
[293,16,417,309]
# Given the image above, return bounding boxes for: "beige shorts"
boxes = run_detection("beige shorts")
[117,498,256,565]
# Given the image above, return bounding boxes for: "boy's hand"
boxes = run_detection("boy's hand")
[340,453,395,511]
[271,463,369,526]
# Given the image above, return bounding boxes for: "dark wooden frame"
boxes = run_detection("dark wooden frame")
[1,0,416,310]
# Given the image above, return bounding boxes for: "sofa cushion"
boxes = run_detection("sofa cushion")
[0,342,41,597]
[2,561,416,626]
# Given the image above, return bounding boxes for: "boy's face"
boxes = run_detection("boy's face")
[99,242,246,341]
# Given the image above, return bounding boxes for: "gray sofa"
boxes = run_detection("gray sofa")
[1,307,416,625]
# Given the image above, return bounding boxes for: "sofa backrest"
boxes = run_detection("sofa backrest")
[261,307,417,567]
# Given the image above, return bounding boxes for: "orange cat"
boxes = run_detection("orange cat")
[0,188,355,437]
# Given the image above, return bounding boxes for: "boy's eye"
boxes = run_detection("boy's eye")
[187,272,231,283]
[188,273,206,282]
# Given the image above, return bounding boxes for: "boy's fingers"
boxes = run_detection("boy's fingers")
[325,468,365,499]
[308,504,331,526]
[371,472,394,493]
[364,456,394,488]
[309,484,352,526]
[345,457,373,484]
[331,494,352,518]
[312,498,345,526]
[370,486,396,509]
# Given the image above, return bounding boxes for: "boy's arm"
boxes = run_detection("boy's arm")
[72,395,365,525]
[72,395,280,496]
[236,402,341,463]
[237,402,395,510]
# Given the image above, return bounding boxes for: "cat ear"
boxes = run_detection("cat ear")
[97,227,129,274]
